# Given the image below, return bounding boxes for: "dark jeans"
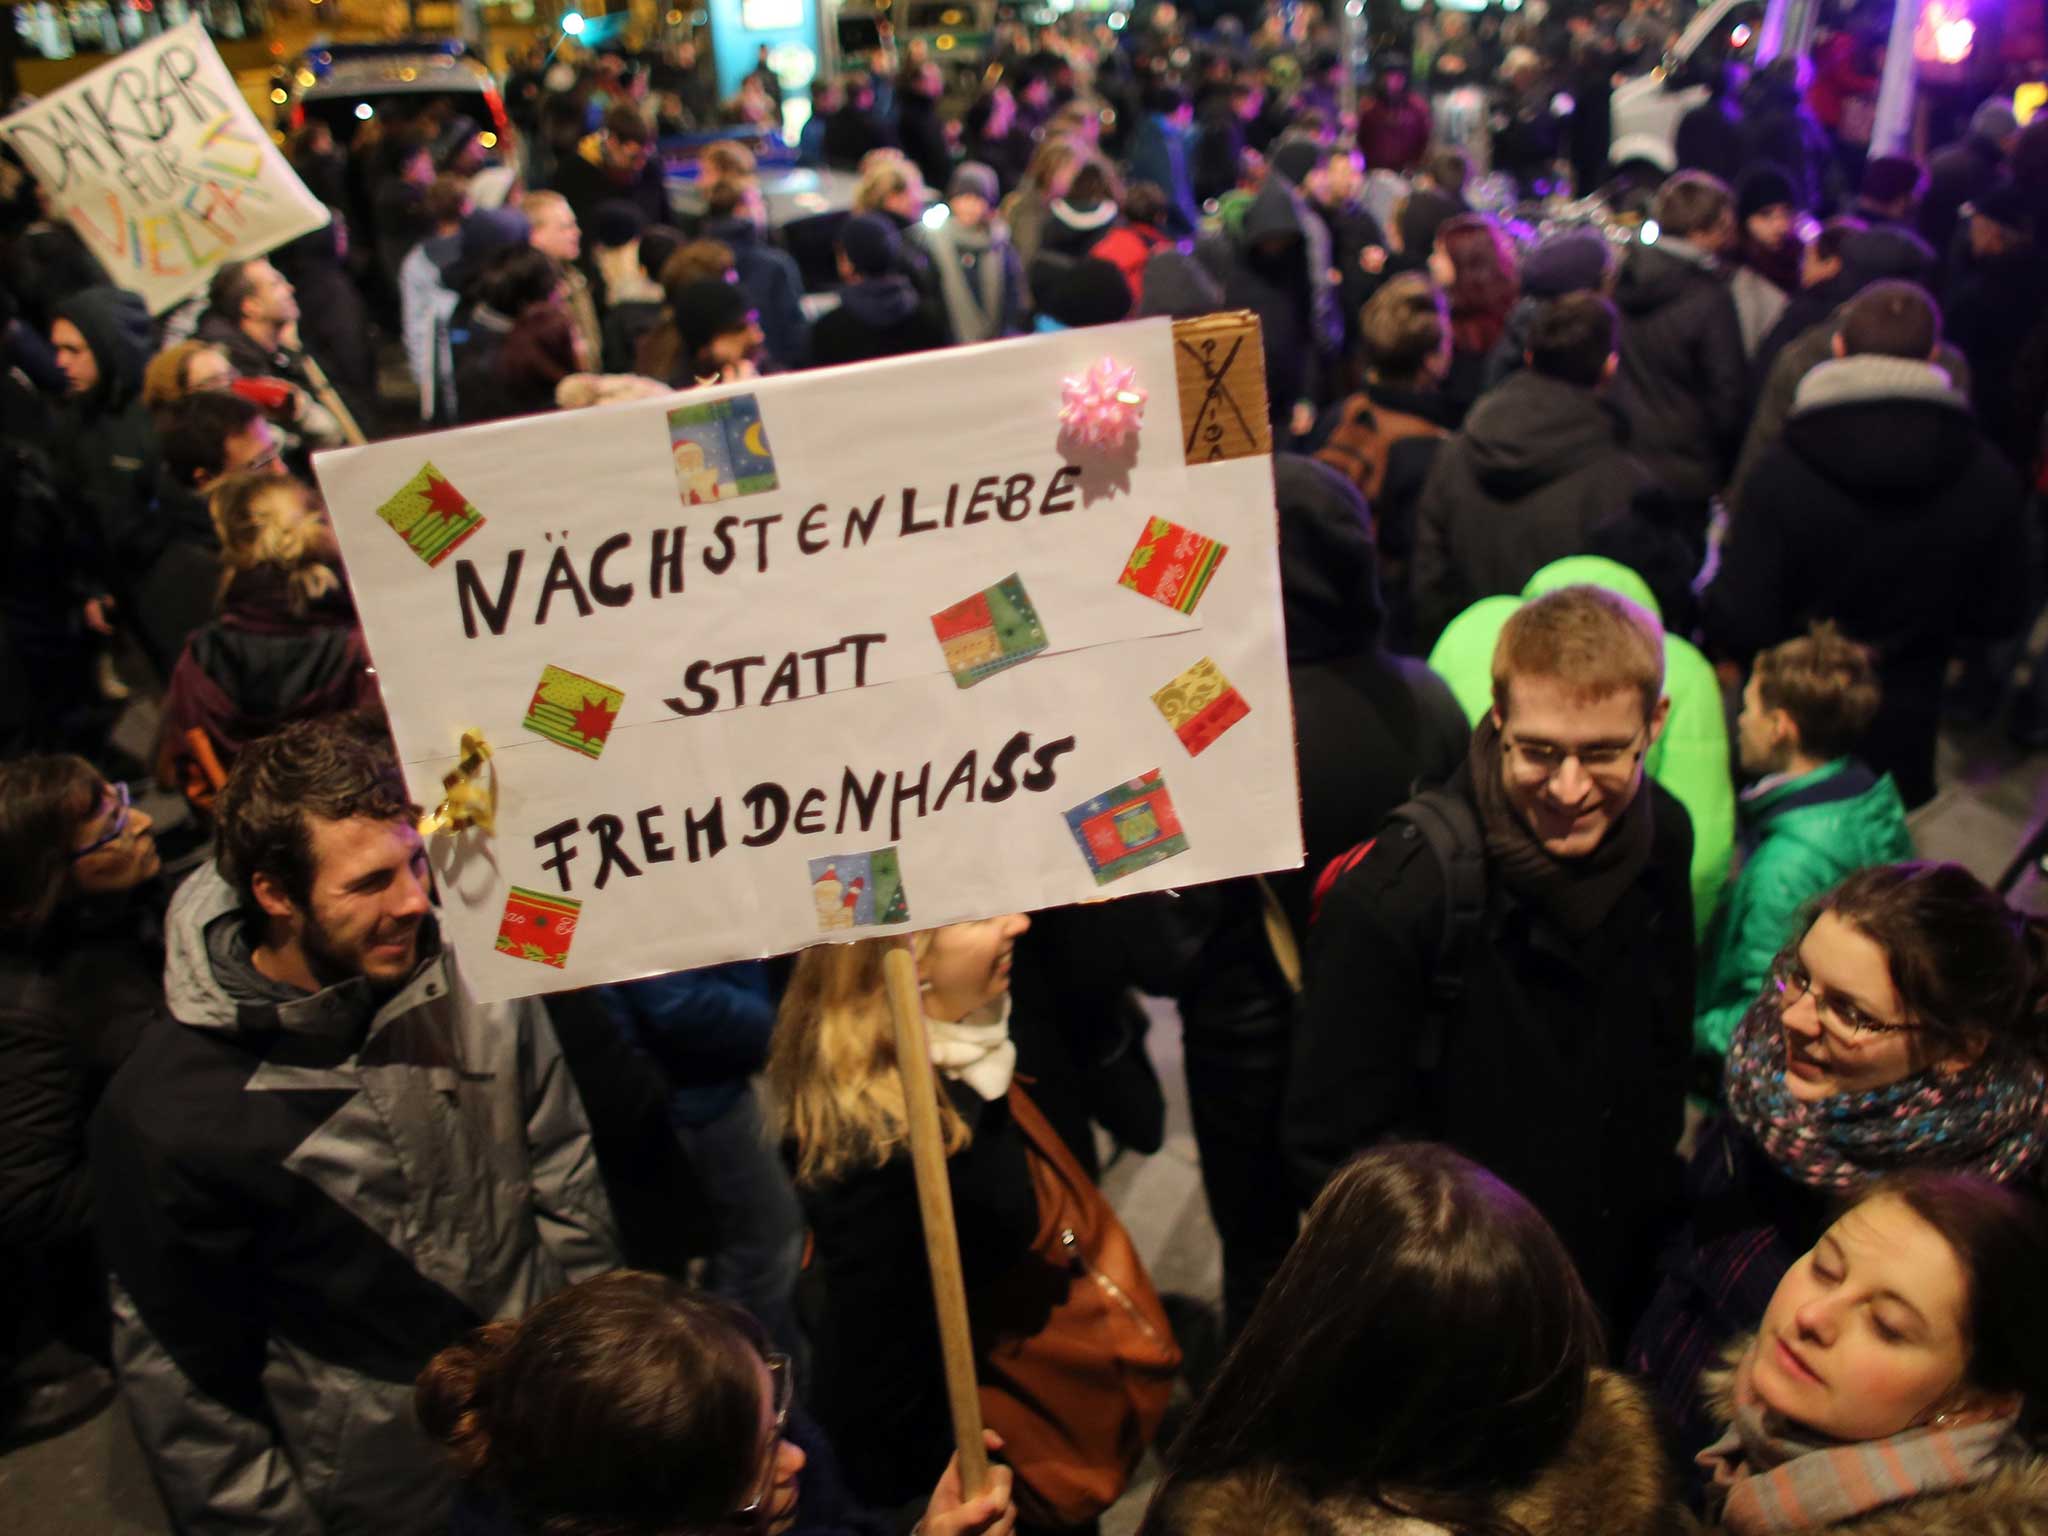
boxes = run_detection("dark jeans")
[1180,992,1300,1339]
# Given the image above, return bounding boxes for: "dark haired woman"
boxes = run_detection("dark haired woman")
[418,1270,1017,1536]
[0,756,161,1441]
[1630,861,2048,1475]
[1428,213,1520,421]
[454,245,584,423]
[1141,1143,1673,1536]
[1698,1171,2048,1531]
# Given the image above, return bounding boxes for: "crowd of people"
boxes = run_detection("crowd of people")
[8,0,2048,1532]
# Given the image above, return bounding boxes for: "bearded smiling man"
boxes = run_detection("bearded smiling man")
[93,715,618,1536]
[1286,585,1696,1335]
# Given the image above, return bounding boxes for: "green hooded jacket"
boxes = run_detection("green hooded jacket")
[1692,757,1914,1056]
[1426,555,1735,939]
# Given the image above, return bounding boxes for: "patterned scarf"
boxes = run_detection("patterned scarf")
[1698,1346,2019,1533]
[1724,996,2048,1192]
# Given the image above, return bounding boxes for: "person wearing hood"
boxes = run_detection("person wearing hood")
[399,174,472,422]
[48,285,155,637]
[1484,226,1611,391]
[1412,293,1653,651]
[1611,172,1748,528]
[1738,58,1835,216]
[153,472,381,815]
[547,104,672,233]
[1733,221,1972,504]
[698,178,811,368]
[94,716,618,1536]
[1707,281,2027,808]
[1922,97,2019,276]
[920,163,1025,346]
[1356,54,1433,175]
[1313,273,1459,653]
[1290,581,1695,1331]
[1693,623,1913,1063]
[811,214,948,367]
[1195,172,1343,441]
[1730,165,1801,359]
[1428,553,1735,943]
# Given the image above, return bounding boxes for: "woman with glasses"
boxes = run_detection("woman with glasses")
[416,1270,1015,1536]
[0,756,162,1443]
[1629,861,2048,1488]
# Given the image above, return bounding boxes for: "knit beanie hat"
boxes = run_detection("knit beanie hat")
[674,277,757,359]
[1737,164,1799,220]
[1269,137,1321,190]
[1860,154,1925,206]
[591,199,646,251]
[1038,256,1135,329]
[838,212,901,279]
[948,162,1000,206]
[1521,228,1610,297]
[1971,97,2020,143]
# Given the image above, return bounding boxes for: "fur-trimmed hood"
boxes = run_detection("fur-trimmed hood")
[1154,1369,1675,1536]
[1693,1337,2048,1535]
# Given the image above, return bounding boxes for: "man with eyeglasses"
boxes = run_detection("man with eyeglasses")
[1288,584,1696,1332]
[93,716,619,1536]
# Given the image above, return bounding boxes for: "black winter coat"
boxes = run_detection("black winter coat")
[1286,766,1695,1326]
[130,470,223,677]
[800,1079,1039,1507]
[1707,357,2027,808]
[0,892,160,1262]
[50,286,158,585]
[1613,241,1748,503]
[1411,370,1651,650]
[1919,133,2004,276]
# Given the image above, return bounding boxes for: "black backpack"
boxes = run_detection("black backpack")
[1310,786,1488,1073]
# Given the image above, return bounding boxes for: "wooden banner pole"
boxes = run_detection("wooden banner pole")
[881,933,993,1498]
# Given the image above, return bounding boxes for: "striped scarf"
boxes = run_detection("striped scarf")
[1724,997,2048,1193]
[1698,1348,2019,1532]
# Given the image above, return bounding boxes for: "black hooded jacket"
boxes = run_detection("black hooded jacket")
[1707,356,2027,807]
[1612,240,1747,503]
[50,286,158,583]
[1411,370,1651,649]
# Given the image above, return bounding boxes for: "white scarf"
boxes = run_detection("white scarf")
[925,994,1016,1100]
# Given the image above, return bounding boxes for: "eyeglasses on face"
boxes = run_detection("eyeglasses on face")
[1771,956,1924,1044]
[1501,730,1645,785]
[69,781,132,861]
[734,1352,794,1522]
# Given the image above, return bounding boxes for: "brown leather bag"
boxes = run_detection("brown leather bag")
[976,1084,1182,1526]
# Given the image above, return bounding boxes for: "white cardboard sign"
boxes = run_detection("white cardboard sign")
[313,319,1301,1001]
[1,23,331,314]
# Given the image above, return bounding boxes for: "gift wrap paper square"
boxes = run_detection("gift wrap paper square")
[808,847,910,930]
[1119,518,1228,615]
[1152,657,1251,756]
[376,462,486,568]
[1064,770,1191,885]
[930,573,1049,688]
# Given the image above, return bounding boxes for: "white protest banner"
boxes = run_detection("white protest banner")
[313,316,1301,1002]
[0,23,330,314]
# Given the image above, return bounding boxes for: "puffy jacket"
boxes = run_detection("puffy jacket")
[1693,759,1913,1058]
[1706,354,2028,807]
[1428,555,1734,940]
[1411,370,1651,649]
[95,864,619,1536]
[1612,238,1748,502]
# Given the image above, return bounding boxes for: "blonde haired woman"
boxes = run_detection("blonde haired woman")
[769,917,1042,1509]
[851,151,934,286]
[154,473,380,811]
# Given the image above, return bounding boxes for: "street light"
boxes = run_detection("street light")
[561,11,586,36]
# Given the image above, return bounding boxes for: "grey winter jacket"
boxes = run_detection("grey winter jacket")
[94,864,619,1536]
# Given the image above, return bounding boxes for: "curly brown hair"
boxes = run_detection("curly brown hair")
[215,716,413,914]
